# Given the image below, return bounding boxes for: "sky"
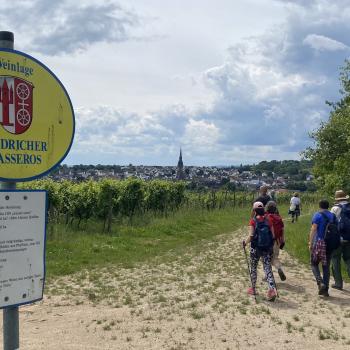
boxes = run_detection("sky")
[1,0,349,166]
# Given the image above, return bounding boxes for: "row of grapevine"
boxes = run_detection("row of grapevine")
[185,190,319,211]
[19,178,186,231]
[19,178,320,232]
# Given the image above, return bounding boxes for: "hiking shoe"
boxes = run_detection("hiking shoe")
[267,288,277,302]
[319,288,329,297]
[247,287,256,296]
[331,284,343,291]
[318,284,329,297]
[318,282,325,295]
[278,268,286,281]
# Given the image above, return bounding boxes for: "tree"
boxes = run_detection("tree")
[305,59,350,194]
[286,181,307,192]
[306,181,317,192]
[224,182,236,192]
[220,177,230,186]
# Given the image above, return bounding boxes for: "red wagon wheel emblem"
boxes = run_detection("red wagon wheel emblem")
[16,83,30,100]
[16,109,31,127]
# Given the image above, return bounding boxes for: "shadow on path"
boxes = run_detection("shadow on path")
[265,297,300,310]
[326,294,350,306]
[277,282,306,294]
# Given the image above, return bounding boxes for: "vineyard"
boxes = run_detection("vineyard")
[17,178,348,350]
[20,178,319,232]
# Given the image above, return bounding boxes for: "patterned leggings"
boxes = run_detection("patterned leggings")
[250,247,275,290]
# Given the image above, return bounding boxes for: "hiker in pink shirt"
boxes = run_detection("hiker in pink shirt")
[243,201,277,301]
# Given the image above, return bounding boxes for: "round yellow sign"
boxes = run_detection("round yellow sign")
[0,49,75,181]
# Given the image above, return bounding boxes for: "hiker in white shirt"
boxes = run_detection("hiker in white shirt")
[289,192,301,223]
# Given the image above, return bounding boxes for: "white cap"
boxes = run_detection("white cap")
[253,201,264,209]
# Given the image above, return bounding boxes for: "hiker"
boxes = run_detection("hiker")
[269,189,276,202]
[266,201,286,281]
[309,199,337,297]
[330,190,350,290]
[289,192,301,223]
[243,201,277,301]
[254,185,271,206]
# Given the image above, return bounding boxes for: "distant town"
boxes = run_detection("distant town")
[48,151,316,192]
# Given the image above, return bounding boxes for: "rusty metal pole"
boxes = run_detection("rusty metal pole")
[0,30,20,350]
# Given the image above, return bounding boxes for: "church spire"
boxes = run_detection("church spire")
[178,148,183,168]
[176,148,185,180]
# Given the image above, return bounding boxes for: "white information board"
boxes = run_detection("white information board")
[0,190,46,308]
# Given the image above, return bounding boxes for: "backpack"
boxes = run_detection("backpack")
[320,212,341,252]
[268,213,284,240]
[253,216,274,250]
[255,195,271,206]
[337,203,350,241]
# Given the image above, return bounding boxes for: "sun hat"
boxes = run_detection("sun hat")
[334,190,349,201]
[253,201,264,209]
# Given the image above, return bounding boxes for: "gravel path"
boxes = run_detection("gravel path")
[5,228,350,349]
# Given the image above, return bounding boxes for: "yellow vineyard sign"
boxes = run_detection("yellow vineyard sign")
[0,49,74,181]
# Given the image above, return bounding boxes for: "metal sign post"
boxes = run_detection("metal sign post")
[0,30,19,350]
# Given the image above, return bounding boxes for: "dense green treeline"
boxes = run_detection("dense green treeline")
[243,160,313,178]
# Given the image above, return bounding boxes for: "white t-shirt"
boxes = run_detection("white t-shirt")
[290,197,300,206]
[331,201,348,219]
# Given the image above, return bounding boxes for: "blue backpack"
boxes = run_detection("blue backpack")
[253,217,274,250]
[337,203,350,241]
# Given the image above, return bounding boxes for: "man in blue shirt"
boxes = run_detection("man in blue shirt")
[309,199,337,297]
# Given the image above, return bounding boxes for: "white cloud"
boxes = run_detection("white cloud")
[0,0,141,55]
[190,0,350,162]
[264,105,285,121]
[182,119,220,149]
[70,105,189,163]
[303,34,348,52]
[203,34,323,105]
[9,0,347,165]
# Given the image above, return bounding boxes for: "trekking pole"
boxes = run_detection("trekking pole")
[243,241,257,302]
[271,270,279,298]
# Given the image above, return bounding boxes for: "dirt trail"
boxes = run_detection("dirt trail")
[3,228,350,349]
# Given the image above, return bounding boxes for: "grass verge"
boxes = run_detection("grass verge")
[285,214,312,265]
[46,206,249,279]
[285,208,350,281]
